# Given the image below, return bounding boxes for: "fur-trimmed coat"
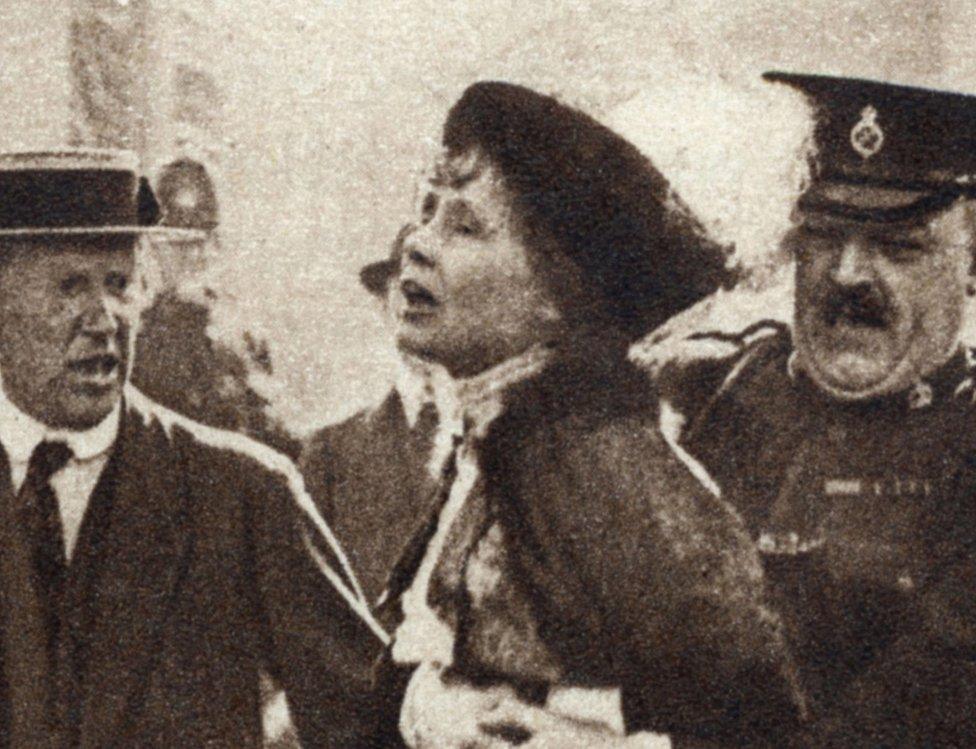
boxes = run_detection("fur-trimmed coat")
[377,332,806,747]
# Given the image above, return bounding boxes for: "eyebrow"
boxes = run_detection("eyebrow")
[429,155,485,189]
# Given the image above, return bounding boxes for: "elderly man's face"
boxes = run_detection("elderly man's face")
[0,237,137,429]
[393,153,559,377]
[791,200,975,400]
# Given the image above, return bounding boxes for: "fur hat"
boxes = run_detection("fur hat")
[442,81,732,339]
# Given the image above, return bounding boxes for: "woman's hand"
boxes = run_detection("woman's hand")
[400,662,671,749]
[486,698,671,749]
[400,662,523,748]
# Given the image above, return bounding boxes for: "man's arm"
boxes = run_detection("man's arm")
[798,562,976,748]
[246,455,396,748]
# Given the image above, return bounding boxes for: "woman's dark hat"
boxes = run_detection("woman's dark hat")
[0,149,202,239]
[441,81,732,338]
[764,71,976,224]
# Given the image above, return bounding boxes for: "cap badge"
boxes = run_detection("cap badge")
[851,105,884,159]
[908,380,933,410]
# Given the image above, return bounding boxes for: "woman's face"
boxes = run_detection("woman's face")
[391,151,561,378]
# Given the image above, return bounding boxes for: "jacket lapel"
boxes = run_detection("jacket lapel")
[75,406,193,749]
[375,460,452,626]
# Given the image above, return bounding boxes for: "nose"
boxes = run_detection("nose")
[832,237,874,287]
[80,293,121,338]
[403,222,437,270]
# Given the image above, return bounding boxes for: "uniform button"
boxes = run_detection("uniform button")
[908,382,933,410]
[827,424,847,442]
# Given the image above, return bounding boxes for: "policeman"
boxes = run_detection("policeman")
[681,73,976,746]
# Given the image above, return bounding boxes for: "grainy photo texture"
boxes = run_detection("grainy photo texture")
[1,1,975,747]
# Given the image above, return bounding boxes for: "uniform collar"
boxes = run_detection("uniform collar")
[787,345,973,412]
[0,377,120,464]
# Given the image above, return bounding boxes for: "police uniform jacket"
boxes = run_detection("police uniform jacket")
[378,331,806,747]
[0,386,385,749]
[682,329,976,747]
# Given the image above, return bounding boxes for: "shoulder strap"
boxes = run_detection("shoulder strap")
[683,327,792,447]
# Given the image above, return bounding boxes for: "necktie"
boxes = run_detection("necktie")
[414,401,439,445]
[23,441,74,655]
[2,440,72,748]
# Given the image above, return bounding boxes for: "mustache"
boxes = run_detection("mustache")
[820,284,891,328]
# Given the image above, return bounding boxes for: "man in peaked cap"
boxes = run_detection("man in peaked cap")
[674,73,976,745]
[0,149,387,748]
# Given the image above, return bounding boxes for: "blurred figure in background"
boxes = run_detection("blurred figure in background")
[131,274,301,459]
[131,153,300,459]
[301,223,446,607]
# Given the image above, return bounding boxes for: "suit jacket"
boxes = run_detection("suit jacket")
[0,386,387,749]
[301,390,440,606]
[379,332,806,747]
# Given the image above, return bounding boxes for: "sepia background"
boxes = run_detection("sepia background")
[3,0,976,435]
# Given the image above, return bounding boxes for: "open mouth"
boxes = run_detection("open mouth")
[400,279,439,308]
[68,354,120,378]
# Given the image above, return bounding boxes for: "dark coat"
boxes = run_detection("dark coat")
[0,387,387,749]
[683,331,976,747]
[300,389,440,606]
[379,333,806,747]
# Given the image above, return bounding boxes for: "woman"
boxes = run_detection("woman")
[372,81,806,748]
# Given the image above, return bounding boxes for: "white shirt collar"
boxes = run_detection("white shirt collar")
[0,379,120,465]
[395,354,442,429]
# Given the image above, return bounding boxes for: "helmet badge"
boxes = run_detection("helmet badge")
[851,105,884,160]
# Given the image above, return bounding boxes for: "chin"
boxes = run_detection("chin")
[395,329,445,367]
[800,347,907,400]
[58,391,122,430]
[796,318,909,398]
